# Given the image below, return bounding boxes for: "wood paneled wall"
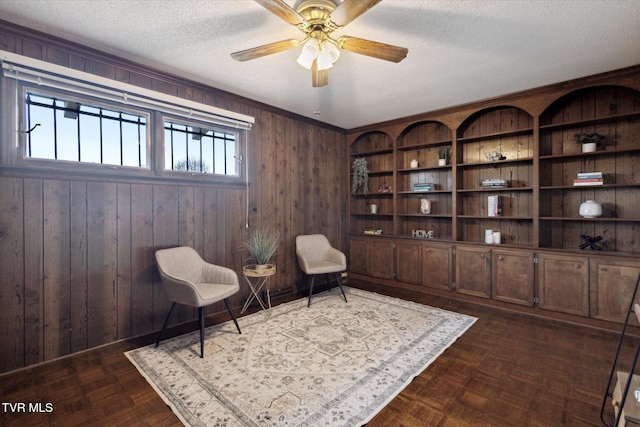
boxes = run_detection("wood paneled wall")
[0,22,347,373]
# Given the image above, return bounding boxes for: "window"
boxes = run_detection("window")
[164,119,240,177]
[25,92,148,167]
[1,50,254,182]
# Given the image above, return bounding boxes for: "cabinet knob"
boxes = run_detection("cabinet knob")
[498,256,503,261]
[426,248,431,252]
[574,263,581,269]
[600,266,607,271]
[480,254,485,258]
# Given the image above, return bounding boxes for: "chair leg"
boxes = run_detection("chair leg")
[308,275,316,307]
[335,272,348,303]
[199,306,205,358]
[156,302,177,348]
[224,298,241,334]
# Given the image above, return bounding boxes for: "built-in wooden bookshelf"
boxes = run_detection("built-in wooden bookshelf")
[347,73,640,326]
[348,82,640,256]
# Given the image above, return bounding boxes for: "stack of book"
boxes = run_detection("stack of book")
[481,178,508,189]
[413,182,438,192]
[363,229,383,235]
[573,172,603,186]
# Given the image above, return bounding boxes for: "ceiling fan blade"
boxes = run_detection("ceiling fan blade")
[337,36,408,63]
[327,0,382,28]
[254,0,308,28]
[231,39,300,62]
[311,60,328,87]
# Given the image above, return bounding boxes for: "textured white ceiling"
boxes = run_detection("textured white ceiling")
[1,0,639,129]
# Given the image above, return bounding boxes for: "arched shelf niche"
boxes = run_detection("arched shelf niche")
[455,106,535,247]
[538,85,640,253]
[393,120,454,239]
[348,130,394,235]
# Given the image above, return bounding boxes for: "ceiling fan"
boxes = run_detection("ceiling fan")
[231,0,408,87]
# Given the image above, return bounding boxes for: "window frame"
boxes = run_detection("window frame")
[159,113,245,184]
[17,83,153,175]
[1,50,253,184]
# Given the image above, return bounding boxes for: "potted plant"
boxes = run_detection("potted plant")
[438,147,449,166]
[575,132,604,153]
[243,227,279,271]
[351,157,369,195]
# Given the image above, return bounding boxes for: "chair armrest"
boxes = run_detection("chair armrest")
[326,247,347,269]
[296,248,311,272]
[201,262,239,286]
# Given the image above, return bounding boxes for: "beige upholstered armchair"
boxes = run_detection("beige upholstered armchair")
[295,234,348,307]
[155,246,241,358]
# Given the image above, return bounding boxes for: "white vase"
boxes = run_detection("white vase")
[581,142,596,153]
[579,200,602,218]
[438,158,446,166]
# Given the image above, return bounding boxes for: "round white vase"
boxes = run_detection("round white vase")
[579,200,602,218]
[581,142,597,153]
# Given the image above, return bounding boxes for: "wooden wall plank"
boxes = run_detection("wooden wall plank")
[175,185,197,323]
[23,179,43,365]
[43,179,71,360]
[69,181,88,352]
[130,184,154,337]
[0,177,25,371]
[152,185,179,329]
[87,182,118,347]
[116,183,132,339]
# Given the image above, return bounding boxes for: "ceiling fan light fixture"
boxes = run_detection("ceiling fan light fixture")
[232,0,408,87]
[296,38,319,69]
[316,39,340,70]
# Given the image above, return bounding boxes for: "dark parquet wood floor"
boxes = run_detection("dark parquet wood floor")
[1,281,635,426]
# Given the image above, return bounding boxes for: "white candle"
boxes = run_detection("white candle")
[493,232,501,244]
[485,229,494,244]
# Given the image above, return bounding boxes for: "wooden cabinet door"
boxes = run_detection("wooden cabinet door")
[455,245,491,298]
[537,252,589,316]
[396,241,421,285]
[590,257,640,323]
[422,242,453,290]
[348,238,369,275]
[369,239,394,279]
[492,249,535,306]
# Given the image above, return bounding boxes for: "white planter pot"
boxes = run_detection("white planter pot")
[581,142,597,153]
[438,158,446,166]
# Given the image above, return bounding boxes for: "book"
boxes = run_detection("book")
[577,172,602,179]
[363,229,383,235]
[573,178,603,186]
[413,183,438,191]
[488,195,502,217]
[481,178,508,189]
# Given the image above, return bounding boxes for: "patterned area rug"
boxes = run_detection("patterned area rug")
[125,287,476,426]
